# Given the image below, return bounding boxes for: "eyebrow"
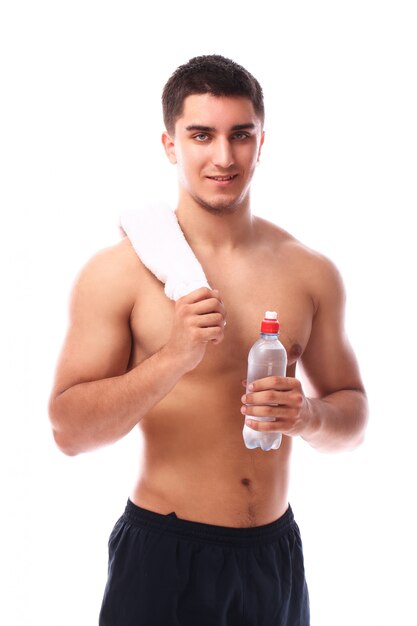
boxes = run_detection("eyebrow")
[185,123,256,132]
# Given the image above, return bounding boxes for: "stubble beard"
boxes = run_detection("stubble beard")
[190,190,247,217]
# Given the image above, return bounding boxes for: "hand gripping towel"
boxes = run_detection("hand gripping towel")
[120,205,211,301]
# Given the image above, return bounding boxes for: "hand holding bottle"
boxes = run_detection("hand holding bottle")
[241,375,310,440]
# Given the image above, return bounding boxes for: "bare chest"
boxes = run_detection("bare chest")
[129,256,314,374]
[128,252,311,524]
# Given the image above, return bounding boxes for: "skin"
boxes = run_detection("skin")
[49,93,368,528]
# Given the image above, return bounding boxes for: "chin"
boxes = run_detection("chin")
[194,194,245,216]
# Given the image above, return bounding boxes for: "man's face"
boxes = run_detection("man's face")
[163,93,265,215]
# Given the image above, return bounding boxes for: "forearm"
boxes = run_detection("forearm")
[302,389,369,452]
[50,346,183,456]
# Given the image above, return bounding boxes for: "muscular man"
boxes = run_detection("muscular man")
[49,55,368,625]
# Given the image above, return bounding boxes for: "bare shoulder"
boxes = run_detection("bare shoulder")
[77,235,140,278]
[255,216,345,305]
[69,235,142,314]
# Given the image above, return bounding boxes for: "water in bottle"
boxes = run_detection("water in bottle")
[243,311,287,451]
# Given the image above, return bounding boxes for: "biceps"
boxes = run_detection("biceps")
[52,316,132,395]
[301,324,363,397]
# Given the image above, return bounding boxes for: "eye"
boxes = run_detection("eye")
[193,133,210,142]
[232,132,250,141]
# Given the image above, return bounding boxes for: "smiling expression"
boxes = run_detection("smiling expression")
[162,93,265,215]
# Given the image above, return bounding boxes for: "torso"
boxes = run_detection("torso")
[123,217,317,527]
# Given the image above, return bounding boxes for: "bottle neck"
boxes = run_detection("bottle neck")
[260,332,278,340]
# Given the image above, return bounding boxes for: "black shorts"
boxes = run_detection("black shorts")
[99,499,310,626]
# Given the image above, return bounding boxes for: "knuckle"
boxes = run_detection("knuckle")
[209,297,220,309]
[294,392,303,407]
[179,303,190,316]
[195,287,211,299]
[210,328,224,344]
[266,390,276,403]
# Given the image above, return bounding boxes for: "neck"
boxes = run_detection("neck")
[175,191,255,253]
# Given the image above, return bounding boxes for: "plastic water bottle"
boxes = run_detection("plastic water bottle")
[243,311,287,451]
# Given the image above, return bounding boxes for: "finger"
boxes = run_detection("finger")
[241,379,247,388]
[244,418,283,432]
[192,297,226,317]
[200,326,225,344]
[180,287,219,304]
[241,404,280,419]
[242,390,282,406]
[247,376,294,392]
[241,403,297,419]
[196,312,225,329]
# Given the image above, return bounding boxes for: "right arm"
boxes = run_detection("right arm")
[48,245,225,456]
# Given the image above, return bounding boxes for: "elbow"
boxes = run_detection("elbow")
[49,396,82,457]
[356,392,369,447]
[347,428,366,452]
[347,397,369,452]
[52,428,81,457]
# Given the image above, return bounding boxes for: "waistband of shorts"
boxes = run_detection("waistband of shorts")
[123,499,296,547]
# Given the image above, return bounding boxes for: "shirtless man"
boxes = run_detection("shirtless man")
[49,55,368,626]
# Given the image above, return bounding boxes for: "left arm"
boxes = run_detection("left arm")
[241,258,368,452]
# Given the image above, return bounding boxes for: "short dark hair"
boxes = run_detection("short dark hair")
[162,54,264,135]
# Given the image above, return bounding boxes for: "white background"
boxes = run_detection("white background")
[1,1,416,624]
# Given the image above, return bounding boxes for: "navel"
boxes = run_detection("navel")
[241,478,252,488]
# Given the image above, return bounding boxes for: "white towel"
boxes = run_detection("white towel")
[120,204,211,301]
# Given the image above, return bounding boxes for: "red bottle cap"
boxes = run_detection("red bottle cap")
[261,311,279,334]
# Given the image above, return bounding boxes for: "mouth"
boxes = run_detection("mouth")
[206,174,238,185]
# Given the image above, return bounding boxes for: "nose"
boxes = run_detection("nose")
[211,138,234,169]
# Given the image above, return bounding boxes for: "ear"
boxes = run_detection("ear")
[162,131,177,164]
[257,130,265,163]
